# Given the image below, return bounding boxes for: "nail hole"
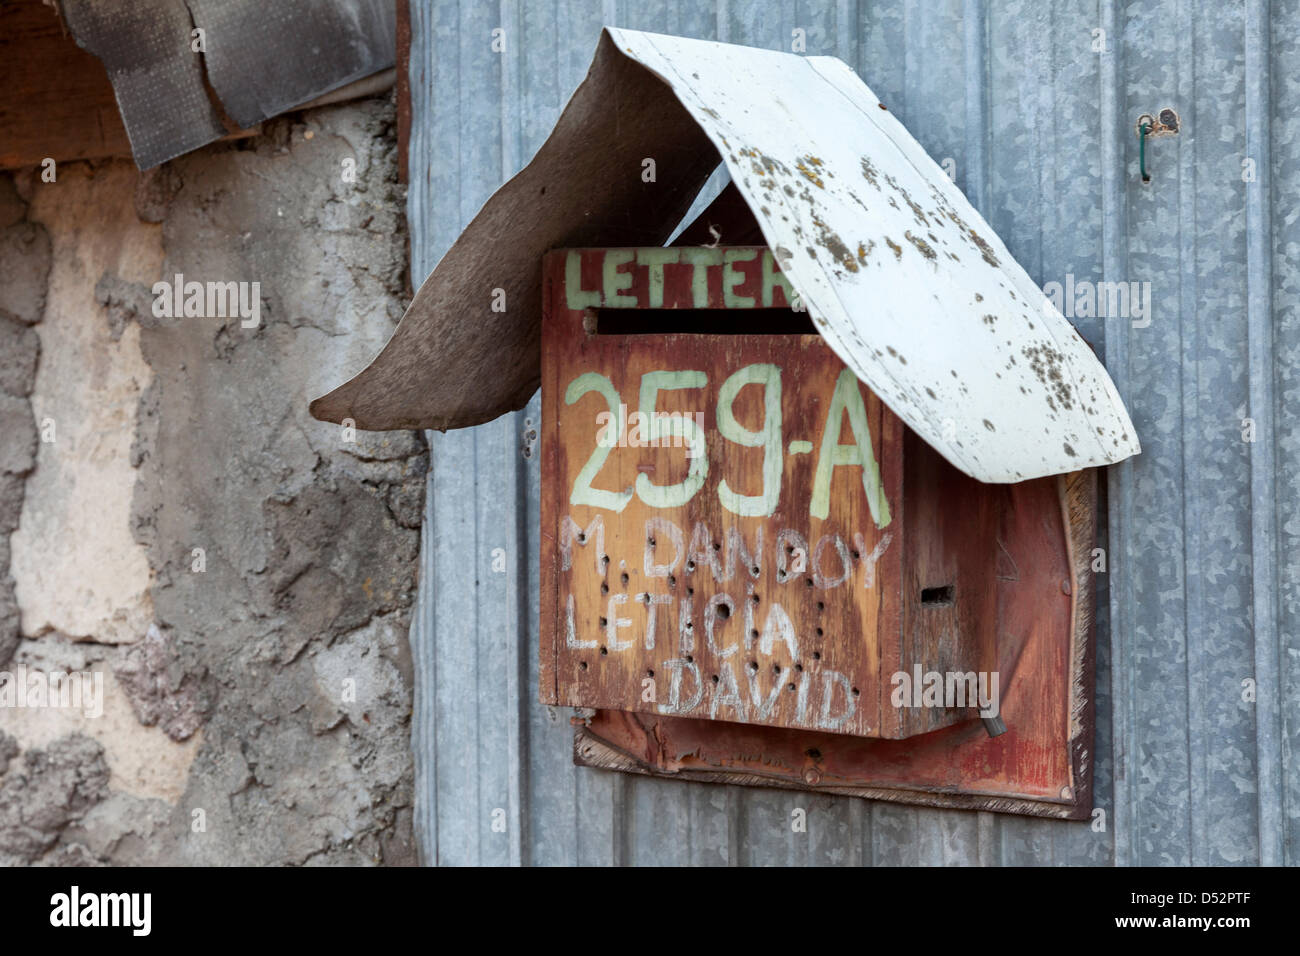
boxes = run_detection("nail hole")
[921,585,955,607]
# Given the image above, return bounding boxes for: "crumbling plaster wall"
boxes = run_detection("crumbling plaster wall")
[0,95,422,865]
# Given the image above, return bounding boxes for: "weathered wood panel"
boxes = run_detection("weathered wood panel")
[575,468,1094,819]
[540,247,906,738]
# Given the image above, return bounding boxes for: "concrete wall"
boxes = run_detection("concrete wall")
[0,96,422,865]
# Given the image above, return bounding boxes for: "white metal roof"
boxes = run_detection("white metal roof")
[312,27,1139,483]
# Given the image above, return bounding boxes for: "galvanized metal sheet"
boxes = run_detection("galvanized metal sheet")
[408,0,1296,867]
[314,24,1138,486]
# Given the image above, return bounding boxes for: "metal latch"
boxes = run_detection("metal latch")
[1136,108,1181,184]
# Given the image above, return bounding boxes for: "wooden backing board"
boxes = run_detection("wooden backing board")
[542,330,901,739]
[0,0,133,169]
[573,469,1097,819]
[540,247,1001,741]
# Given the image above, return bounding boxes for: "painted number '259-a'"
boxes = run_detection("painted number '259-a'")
[565,365,891,528]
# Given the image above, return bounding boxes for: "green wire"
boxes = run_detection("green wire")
[1139,122,1151,183]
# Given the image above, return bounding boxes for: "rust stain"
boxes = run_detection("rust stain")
[904,230,936,260]
[859,156,880,190]
[795,154,826,188]
[811,215,858,272]
[968,228,1000,267]
[739,146,791,180]
[1022,343,1074,411]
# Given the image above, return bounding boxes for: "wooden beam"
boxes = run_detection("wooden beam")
[396,0,410,184]
[0,0,133,169]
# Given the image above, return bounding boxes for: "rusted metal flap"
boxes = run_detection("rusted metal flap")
[309,30,720,432]
[186,0,395,129]
[312,27,1139,482]
[59,0,227,171]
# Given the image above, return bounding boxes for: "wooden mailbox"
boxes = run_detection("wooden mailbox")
[541,246,1097,818]
[311,28,1140,822]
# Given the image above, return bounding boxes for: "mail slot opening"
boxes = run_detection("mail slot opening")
[921,585,955,607]
[593,308,816,336]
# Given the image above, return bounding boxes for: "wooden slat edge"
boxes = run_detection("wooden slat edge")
[573,725,1080,820]
[1060,469,1098,814]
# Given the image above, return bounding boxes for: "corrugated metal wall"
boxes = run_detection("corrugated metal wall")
[405,0,1298,865]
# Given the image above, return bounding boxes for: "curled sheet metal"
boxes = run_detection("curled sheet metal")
[312,27,1140,483]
